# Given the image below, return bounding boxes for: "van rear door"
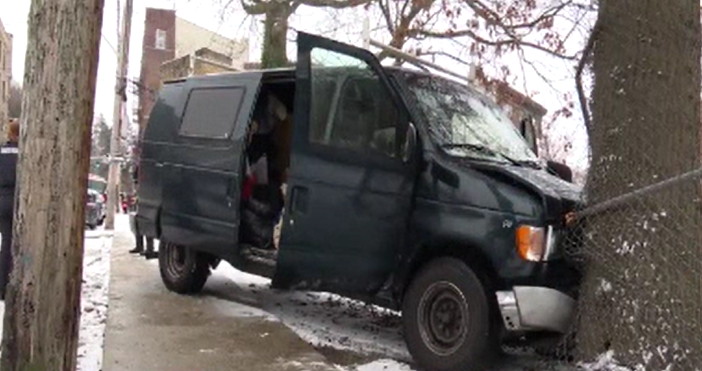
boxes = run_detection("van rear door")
[159,73,262,259]
[136,81,185,239]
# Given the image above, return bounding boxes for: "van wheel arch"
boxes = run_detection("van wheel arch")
[398,243,502,303]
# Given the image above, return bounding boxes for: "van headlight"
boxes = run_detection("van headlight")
[515,225,557,262]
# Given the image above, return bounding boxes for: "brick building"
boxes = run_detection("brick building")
[137,8,176,138]
[137,8,248,137]
[0,18,13,138]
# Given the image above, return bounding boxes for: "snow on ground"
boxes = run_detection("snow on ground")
[215,264,411,362]
[209,262,629,371]
[0,222,114,371]
[354,359,414,371]
[76,228,113,371]
[210,263,577,371]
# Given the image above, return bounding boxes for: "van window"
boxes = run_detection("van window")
[180,87,245,139]
[144,82,184,142]
[308,48,402,159]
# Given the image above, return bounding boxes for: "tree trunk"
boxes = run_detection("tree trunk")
[575,0,701,368]
[0,1,104,370]
[260,2,290,69]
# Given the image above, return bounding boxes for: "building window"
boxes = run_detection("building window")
[155,29,167,50]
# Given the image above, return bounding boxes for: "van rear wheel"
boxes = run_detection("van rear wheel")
[402,257,497,371]
[158,242,210,294]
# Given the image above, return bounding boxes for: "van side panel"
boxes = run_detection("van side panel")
[136,82,184,239]
[159,73,262,259]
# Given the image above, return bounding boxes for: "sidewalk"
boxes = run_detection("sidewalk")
[102,228,338,371]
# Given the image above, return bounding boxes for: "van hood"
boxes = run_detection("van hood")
[470,161,584,221]
[503,165,582,203]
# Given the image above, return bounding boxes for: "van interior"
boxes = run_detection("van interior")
[238,69,403,260]
[239,78,295,257]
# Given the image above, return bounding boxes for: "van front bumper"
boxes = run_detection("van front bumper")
[496,286,575,334]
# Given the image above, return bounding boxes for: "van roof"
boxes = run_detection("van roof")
[161,67,296,85]
[160,66,438,86]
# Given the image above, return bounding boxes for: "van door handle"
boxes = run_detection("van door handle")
[289,186,309,215]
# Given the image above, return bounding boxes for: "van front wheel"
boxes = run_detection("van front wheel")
[402,257,497,371]
[158,242,210,294]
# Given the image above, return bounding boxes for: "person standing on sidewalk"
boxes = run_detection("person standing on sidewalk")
[0,120,20,299]
[128,162,157,259]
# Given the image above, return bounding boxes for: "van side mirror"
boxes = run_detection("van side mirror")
[403,123,417,163]
[547,160,573,183]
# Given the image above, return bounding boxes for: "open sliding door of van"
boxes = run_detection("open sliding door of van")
[273,33,415,295]
[159,73,262,260]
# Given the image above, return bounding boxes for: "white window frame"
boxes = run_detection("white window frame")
[155,29,167,50]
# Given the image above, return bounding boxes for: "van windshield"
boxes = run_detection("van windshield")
[403,74,541,166]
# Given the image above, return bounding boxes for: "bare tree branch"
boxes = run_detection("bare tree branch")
[501,0,572,30]
[575,20,599,133]
[378,0,395,34]
[411,28,578,60]
[296,0,372,8]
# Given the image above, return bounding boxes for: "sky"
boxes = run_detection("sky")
[1,0,591,174]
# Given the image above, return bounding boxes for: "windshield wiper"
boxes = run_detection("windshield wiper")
[441,143,542,169]
[511,159,543,169]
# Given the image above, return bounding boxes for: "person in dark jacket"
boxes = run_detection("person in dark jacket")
[129,163,156,259]
[0,120,20,299]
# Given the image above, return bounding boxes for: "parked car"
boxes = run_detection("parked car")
[86,188,106,230]
[135,32,584,371]
[88,174,108,203]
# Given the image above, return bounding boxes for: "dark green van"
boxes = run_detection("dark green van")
[135,32,583,371]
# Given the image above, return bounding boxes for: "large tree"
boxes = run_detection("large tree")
[0,0,105,370]
[240,0,372,68]
[574,0,702,368]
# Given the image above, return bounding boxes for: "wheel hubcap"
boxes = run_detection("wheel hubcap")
[164,242,188,277]
[418,281,468,356]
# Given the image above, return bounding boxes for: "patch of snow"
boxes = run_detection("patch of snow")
[597,278,613,293]
[216,263,411,362]
[76,231,112,371]
[578,351,632,371]
[353,359,413,371]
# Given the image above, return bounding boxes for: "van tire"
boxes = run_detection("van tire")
[158,242,210,294]
[402,257,497,371]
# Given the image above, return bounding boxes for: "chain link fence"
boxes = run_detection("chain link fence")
[529,165,702,371]
[530,1,702,369]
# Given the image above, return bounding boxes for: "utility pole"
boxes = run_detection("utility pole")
[0,0,105,369]
[105,0,133,229]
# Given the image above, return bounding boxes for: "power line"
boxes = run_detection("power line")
[101,34,118,55]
